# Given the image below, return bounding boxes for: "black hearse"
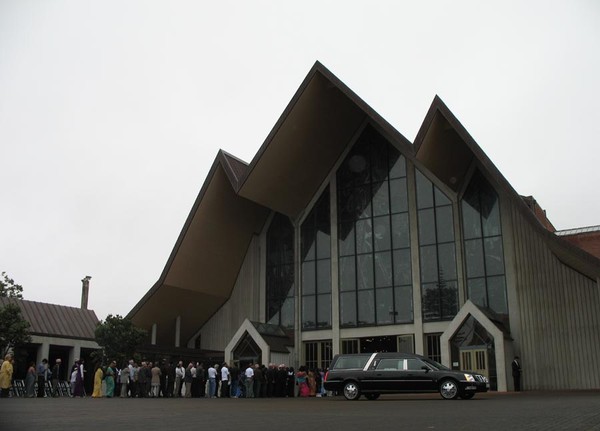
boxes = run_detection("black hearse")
[323,352,489,400]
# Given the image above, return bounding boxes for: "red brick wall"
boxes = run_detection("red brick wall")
[561,232,600,260]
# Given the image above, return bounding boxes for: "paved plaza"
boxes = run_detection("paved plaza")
[1,391,599,431]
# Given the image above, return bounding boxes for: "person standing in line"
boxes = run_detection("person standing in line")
[166,361,176,397]
[144,362,152,397]
[131,362,140,397]
[91,364,104,398]
[137,362,147,398]
[105,361,116,398]
[184,362,193,398]
[127,360,134,397]
[229,363,239,398]
[512,356,522,392]
[296,366,310,397]
[190,362,198,397]
[220,362,230,398]
[120,362,130,398]
[253,364,262,398]
[196,362,206,398]
[207,364,217,398]
[175,361,185,397]
[275,364,286,397]
[0,354,14,398]
[73,359,85,397]
[151,362,161,397]
[286,367,295,397]
[25,361,36,397]
[160,360,169,397]
[266,364,276,397]
[69,365,78,396]
[244,363,254,398]
[51,358,62,396]
[36,358,49,397]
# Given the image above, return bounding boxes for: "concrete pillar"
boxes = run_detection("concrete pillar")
[407,162,424,354]
[175,316,181,348]
[69,345,81,369]
[330,177,340,356]
[37,342,50,364]
[151,323,157,345]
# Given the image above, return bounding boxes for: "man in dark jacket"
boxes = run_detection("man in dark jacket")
[512,356,522,391]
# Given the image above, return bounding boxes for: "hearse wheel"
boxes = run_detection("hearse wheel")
[439,379,459,400]
[460,392,475,400]
[343,381,361,401]
[364,393,380,400]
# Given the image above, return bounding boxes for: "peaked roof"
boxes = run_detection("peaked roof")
[0,297,99,341]
[129,61,600,348]
[413,96,600,280]
[127,61,415,344]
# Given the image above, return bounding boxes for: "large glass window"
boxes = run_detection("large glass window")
[416,170,459,321]
[266,213,295,330]
[301,189,331,330]
[337,125,413,328]
[461,170,508,321]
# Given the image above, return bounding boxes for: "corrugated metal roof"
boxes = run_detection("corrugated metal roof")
[0,297,99,341]
[555,225,600,236]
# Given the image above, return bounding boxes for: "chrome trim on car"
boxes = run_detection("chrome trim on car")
[363,353,378,371]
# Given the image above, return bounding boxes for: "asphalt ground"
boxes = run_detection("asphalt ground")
[1,391,599,431]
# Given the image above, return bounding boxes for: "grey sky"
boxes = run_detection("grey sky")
[1,0,599,320]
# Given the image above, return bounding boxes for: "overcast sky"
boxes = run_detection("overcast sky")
[1,0,599,320]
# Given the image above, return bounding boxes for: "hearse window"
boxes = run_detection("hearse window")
[376,359,402,370]
[333,355,371,369]
[406,358,426,371]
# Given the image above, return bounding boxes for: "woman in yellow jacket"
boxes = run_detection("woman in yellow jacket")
[91,364,104,398]
[0,354,14,398]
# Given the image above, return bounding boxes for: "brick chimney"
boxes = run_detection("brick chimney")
[81,276,91,309]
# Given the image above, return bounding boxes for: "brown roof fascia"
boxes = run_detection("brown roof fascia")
[237,61,414,193]
[127,153,226,320]
[127,149,264,320]
[313,62,414,154]
[419,96,600,278]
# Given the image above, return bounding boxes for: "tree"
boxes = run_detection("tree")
[94,314,147,365]
[0,272,24,298]
[0,303,31,357]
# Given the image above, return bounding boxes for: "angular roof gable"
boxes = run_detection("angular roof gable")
[414,96,600,279]
[128,151,270,344]
[128,62,417,343]
[236,61,413,218]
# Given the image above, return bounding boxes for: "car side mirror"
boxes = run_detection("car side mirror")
[421,366,429,372]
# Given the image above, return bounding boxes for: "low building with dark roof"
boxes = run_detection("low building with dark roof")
[128,61,600,392]
[0,296,100,385]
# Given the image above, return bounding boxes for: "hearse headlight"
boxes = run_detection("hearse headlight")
[464,374,475,382]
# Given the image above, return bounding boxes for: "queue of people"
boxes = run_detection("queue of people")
[0,355,85,398]
[0,355,328,399]
[85,360,327,399]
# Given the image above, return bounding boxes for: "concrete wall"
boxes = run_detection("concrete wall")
[199,235,261,351]
[509,203,600,390]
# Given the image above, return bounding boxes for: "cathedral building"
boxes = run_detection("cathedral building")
[128,62,600,391]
